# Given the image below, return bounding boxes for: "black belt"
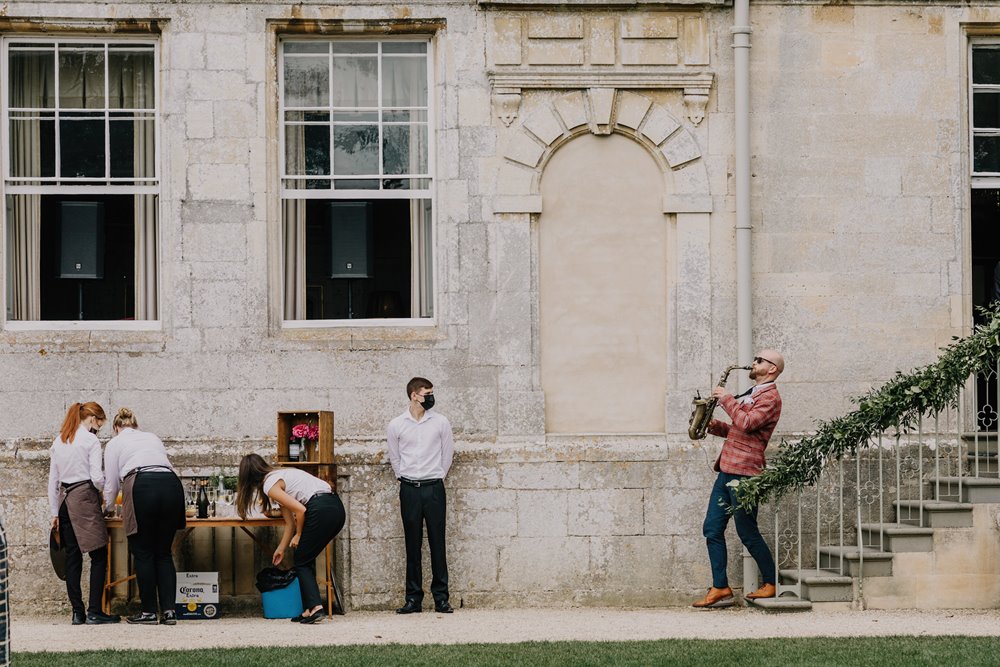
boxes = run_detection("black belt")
[61,480,93,491]
[399,477,441,488]
[123,465,173,481]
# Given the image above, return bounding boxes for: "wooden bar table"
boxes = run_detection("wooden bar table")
[103,516,341,617]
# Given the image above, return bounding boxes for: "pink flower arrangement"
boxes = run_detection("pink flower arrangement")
[291,423,319,440]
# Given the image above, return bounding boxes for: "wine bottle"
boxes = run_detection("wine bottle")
[197,480,209,519]
[289,437,300,462]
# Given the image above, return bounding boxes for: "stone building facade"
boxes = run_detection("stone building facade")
[0,0,994,612]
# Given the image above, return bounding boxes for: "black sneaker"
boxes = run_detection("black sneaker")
[160,610,177,626]
[126,612,158,625]
[71,610,86,626]
[86,611,121,625]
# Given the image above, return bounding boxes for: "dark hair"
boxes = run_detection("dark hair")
[235,453,276,520]
[59,402,106,444]
[406,377,433,399]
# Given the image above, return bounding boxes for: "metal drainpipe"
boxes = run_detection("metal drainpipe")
[732,0,758,595]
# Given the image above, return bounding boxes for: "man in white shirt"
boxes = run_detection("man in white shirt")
[386,377,455,614]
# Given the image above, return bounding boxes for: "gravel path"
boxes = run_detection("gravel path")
[12,608,1000,653]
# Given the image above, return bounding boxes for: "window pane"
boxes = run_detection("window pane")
[333,179,378,190]
[382,56,427,107]
[59,50,106,109]
[60,118,105,177]
[974,135,1000,173]
[108,51,155,109]
[383,110,427,122]
[974,48,1000,85]
[382,124,427,175]
[975,92,1000,129]
[9,116,55,178]
[331,56,377,108]
[383,177,431,190]
[332,42,377,54]
[333,125,379,175]
[109,118,135,177]
[383,42,427,55]
[333,111,378,122]
[284,55,329,108]
[305,125,331,175]
[8,51,55,108]
[285,42,328,55]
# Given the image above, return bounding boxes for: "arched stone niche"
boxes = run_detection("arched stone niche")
[492,88,716,436]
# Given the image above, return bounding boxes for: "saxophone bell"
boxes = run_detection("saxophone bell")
[687,364,752,441]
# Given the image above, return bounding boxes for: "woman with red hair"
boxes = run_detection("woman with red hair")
[47,402,119,625]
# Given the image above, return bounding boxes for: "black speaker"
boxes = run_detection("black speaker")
[329,202,373,279]
[59,202,105,279]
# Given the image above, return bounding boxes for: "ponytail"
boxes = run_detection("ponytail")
[59,402,106,443]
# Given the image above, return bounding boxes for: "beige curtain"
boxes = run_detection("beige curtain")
[114,51,158,320]
[409,199,432,318]
[7,53,49,320]
[283,123,306,320]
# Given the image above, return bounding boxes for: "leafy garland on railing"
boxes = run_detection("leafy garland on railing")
[734,302,1000,512]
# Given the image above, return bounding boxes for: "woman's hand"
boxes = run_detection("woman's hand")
[289,534,300,549]
[51,517,59,531]
[272,547,285,566]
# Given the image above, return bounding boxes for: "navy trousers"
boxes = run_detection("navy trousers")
[702,471,776,589]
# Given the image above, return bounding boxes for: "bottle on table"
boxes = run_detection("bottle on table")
[197,479,209,519]
[289,437,300,462]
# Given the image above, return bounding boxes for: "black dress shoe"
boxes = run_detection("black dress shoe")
[86,611,121,625]
[434,602,454,613]
[160,610,177,625]
[299,612,325,625]
[395,600,422,614]
[71,610,86,625]
[289,614,305,623]
[126,612,159,625]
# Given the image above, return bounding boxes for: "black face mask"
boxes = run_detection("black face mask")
[89,428,99,435]
[421,394,435,410]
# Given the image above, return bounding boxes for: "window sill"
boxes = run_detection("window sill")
[279,318,446,344]
[4,320,161,332]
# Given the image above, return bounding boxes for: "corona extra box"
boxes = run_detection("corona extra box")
[175,572,220,620]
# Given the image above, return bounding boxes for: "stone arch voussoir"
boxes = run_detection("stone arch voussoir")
[494,89,711,215]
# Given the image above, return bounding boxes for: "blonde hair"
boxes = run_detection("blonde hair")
[113,407,139,431]
[59,402,106,444]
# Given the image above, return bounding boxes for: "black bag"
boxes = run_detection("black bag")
[255,566,296,593]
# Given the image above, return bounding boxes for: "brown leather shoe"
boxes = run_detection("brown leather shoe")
[745,583,776,600]
[692,586,735,608]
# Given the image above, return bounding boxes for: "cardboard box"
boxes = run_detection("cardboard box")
[175,571,220,620]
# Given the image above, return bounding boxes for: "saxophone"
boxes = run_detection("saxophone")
[687,364,751,440]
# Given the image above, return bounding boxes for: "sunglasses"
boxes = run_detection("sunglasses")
[753,356,775,366]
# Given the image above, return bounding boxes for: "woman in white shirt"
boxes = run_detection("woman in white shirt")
[47,402,118,625]
[235,453,345,624]
[103,408,186,626]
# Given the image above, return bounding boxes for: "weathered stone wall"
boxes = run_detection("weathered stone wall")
[0,0,986,613]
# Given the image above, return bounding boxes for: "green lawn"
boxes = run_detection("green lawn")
[14,637,1000,666]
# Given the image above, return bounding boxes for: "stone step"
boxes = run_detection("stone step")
[893,499,974,528]
[746,593,812,612]
[859,522,934,552]
[964,454,999,478]
[927,476,1000,503]
[962,432,999,456]
[778,568,853,603]
[817,546,894,577]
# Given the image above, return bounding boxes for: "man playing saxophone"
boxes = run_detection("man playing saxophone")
[692,350,784,608]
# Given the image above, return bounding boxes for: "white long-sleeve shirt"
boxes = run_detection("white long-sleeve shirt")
[386,409,454,480]
[47,425,104,517]
[103,427,175,511]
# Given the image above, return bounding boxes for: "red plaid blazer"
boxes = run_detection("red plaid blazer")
[707,383,781,477]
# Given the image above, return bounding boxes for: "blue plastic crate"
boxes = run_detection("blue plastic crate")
[261,576,302,619]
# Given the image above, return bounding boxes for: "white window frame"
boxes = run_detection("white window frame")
[970,38,1000,187]
[278,35,437,328]
[1,35,161,331]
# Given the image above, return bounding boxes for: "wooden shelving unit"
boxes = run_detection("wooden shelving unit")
[276,410,335,490]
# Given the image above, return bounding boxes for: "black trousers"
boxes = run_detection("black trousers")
[293,493,346,611]
[58,501,107,615]
[128,472,185,614]
[399,480,448,605]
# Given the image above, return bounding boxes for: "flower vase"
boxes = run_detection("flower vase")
[301,437,310,462]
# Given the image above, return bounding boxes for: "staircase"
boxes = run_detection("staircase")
[751,432,1000,611]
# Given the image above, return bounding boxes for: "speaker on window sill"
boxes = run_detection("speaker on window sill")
[329,201,373,279]
[59,202,105,280]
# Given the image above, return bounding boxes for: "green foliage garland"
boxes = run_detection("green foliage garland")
[734,302,1000,513]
